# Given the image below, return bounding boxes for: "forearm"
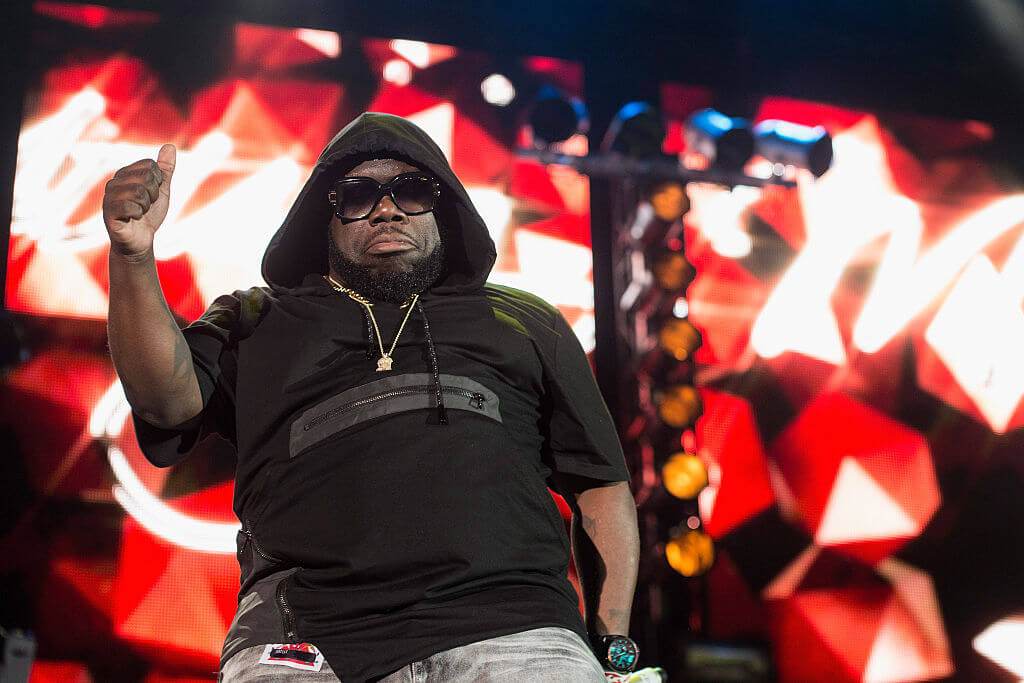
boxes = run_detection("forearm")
[107,248,202,427]
[570,480,640,635]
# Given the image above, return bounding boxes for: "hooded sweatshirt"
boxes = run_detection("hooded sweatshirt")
[134,112,629,682]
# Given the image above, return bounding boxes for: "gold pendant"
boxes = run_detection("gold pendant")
[376,356,393,372]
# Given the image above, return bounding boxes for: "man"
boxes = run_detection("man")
[104,112,640,682]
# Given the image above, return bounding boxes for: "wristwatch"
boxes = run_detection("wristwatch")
[592,634,639,674]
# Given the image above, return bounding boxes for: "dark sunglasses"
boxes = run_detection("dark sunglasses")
[328,173,441,221]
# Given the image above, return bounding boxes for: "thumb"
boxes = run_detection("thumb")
[156,143,176,192]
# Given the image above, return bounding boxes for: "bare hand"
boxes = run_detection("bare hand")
[103,144,176,258]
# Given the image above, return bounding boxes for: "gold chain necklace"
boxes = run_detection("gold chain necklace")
[323,274,418,372]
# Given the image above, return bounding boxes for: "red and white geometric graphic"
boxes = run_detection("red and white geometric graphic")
[770,393,940,565]
[9,13,595,347]
[767,553,953,683]
[695,388,776,539]
[112,482,238,671]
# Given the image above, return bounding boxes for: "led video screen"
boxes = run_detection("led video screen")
[663,83,1024,681]
[3,3,592,680]
[8,2,595,345]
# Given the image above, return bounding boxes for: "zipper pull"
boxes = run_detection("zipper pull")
[469,392,485,409]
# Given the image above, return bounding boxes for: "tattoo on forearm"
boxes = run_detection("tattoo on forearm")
[607,608,628,630]
[595,609,629,634]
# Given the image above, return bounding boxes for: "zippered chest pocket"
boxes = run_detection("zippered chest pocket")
[289,373,501,459]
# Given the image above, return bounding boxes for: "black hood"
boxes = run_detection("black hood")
[261,112,497,294]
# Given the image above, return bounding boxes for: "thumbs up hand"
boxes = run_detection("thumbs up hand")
[102,143,176,258]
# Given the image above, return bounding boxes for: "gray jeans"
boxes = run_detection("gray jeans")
[219,626,606,682]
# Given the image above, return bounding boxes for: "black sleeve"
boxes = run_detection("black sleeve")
[131,288,265,467]
[542,309,630,488]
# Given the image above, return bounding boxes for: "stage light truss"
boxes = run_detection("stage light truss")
[611,185,713,603]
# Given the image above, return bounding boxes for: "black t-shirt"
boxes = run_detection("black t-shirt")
[134,275,629,682]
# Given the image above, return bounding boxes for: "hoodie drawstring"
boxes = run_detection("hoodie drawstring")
[360,307,375,359]
[416,299,448,425]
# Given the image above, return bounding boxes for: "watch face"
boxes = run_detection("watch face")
[606,636,639,673]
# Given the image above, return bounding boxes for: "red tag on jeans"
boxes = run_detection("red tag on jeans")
[258,643,324,672]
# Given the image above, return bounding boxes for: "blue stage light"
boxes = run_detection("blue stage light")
[528,85,589,147]
[685,108,755,172]
[753,119,833,177]
[603,102,667,160]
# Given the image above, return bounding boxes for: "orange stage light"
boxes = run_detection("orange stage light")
[652,250,696,291]
[657,384,702,428]
[657,318,702,361]
[661,452,708,499]
[665,528,714,577]
[649,181,690,222]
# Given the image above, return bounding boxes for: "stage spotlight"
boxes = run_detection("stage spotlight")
[603,102,666,160]
[754,120,833,177]
[657,384,703,429]
[662,452,708,499]
[685,109,755,172]
[652,250,696,291]
[648,179,691,222]
[666,527,714,577]
[658,318,702,361]
[481,73,515,107]
[529,85,589,147]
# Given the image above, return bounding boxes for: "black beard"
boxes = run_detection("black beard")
[327,237,444,304]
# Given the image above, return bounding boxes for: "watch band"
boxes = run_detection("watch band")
[592,634,639,673]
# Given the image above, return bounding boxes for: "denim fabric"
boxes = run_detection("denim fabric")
[219,626,606,683]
